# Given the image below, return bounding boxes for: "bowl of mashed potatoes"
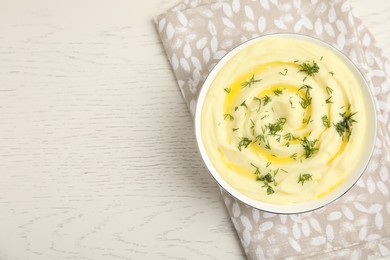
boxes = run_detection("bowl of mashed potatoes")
[195,33,377,214]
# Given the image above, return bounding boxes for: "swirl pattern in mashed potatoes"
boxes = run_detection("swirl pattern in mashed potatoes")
[200,36,369,204]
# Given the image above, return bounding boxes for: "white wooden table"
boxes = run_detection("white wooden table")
[0,1,389,259]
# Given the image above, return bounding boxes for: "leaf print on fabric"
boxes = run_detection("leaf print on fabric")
[189,99,196,117]
[377,181,389,196]
[201,8,214,18]
[213,50,226,59]
[336,33,345,50]
[183,43,192,58]
[222,17,236,28]
[244,5,255,20]
[166,22,175,40]
[301,220,311,237]
[363,33,372,47]
[309,217,322,233]
[220,39,233,49]
[336,20,347,34]
[192,68,201,86]
[242,21,256,32]
[177,11,188,26]
[180,57,190,72]
[326,224,335,242]
[314,2,327,16]
[223,3,233,18]
[274,18,288,30]
[315,18,323,35]
[288,237,302,252]
[158,18,166,33]
[301,15,313,29]
[324,22,335,37]
[359,225,368,240]
[172,38,182,50]
[232,0,240,13]
[341,205,355,221]
[259,221,274,232]
[242,229,251,247]
[379,244,390,256]
[292,222,301,240]
[232,201,240,218]
[341,1,351,12]
[263,212,276,219]
[328,6,336,23]
[368,203,383,214]
[196,37,208,50]
[260,0,270,10]
[258,16,266,32]
[203,47,210,63]
[293,0,301,9]
[328,211,342,221]
[366,176,376,194]
[191,56,202,71]
[375,212,384,230]
[208,20,217,35]
[311,236,326,246]
[210,36,218,53]
[241,215,253,231]
[279,214,287,224]
[256,246,266,260]
[252,208,260,223]
[171,54,179,70]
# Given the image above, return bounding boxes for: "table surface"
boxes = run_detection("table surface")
[0,0,389,259]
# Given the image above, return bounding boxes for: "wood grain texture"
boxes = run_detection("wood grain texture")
[0,0,389,259]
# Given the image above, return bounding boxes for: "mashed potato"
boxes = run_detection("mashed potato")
[200,36,368,204]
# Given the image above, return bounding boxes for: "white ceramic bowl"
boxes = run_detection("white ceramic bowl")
[195,33,377,214]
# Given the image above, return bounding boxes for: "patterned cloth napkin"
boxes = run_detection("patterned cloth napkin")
[155,0,390,259]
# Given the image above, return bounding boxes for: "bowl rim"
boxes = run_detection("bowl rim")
[194,33,378,214]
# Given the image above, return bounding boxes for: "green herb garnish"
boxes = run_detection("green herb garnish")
[284,133,299,141]
[279,69,288,76]
[250,119,255,135]
[302,115,312,125]
[326,86,333,95]
[274,89,283,96]
[251,164,275,195]
[241,74,261,88]
[298,61,320,81]
[322,115,330,128]
[334,109,357,141]
[290,153,298,160]
[262,95,272,106]
[299,84,313,93]
[238,137,252,151]
[240,100,248,109]
[252,97,261,112]
[325,96,333,104]
[289,96,295,109]
[300,137,318,159]
[266,118,287,136]
[298,84,312,109]
[224,87,231,93]
[298,173,313,185]
[224,113,234,121]
[299,93,312,109]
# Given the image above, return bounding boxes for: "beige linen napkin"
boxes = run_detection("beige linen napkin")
[155,0,390,258]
